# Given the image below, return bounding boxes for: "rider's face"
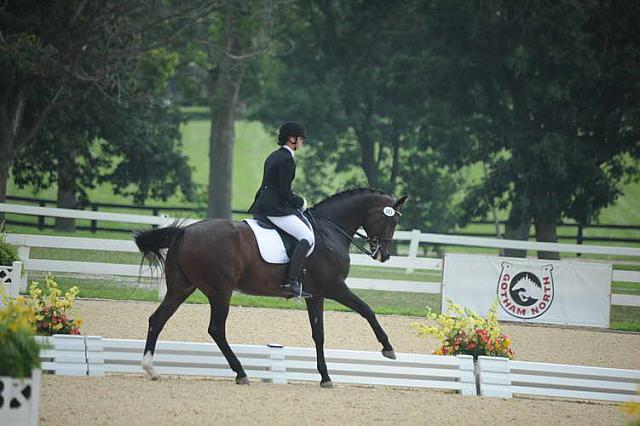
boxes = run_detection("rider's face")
[288,136,305,150]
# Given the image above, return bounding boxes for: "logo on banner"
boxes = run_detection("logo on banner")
[497,262,554,319]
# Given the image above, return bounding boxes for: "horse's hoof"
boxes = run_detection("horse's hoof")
[235,376,250,385]
[142,353,161,380]
[382,350,396,360]
[143,367,160,381]
[320,380,334,388]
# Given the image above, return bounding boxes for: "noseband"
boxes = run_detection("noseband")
[307,210,393,258]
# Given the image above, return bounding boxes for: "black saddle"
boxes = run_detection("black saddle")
[252,215,298,258]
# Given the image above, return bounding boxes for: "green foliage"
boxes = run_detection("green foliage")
[1,0,211,205]
[0,297,41,378]
[0,244,19,267]
[420,0,640,233]
[248,0,466,231]
[0,226,19,266]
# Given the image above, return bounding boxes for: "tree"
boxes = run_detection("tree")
[12,94,195,229]
[169,0,283,219]
[248,0,466,231]
[417,0,640,258]
[0,0,215,210]
[207,1,287,219]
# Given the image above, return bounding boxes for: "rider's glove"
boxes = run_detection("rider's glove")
[301,197,308,212]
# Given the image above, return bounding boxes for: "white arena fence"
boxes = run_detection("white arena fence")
[477,356,640,403]
[34,334,640,402]
[1,203,639,307]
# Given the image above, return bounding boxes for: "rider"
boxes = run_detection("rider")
[248,121,315,297]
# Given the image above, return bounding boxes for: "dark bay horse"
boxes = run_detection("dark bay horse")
[135,188,407,387]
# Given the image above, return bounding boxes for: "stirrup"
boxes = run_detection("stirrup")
[281,280,312,298]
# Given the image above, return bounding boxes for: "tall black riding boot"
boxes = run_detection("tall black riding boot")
[281,239,312,298]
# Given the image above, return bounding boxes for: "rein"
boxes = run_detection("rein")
[307,209,387,257]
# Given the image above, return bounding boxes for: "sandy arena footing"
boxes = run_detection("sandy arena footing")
[39,299,640,425]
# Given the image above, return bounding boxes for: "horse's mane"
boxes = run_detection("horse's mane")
[312,187,392,210]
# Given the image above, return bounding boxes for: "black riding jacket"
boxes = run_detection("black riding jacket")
[248,147,304,216]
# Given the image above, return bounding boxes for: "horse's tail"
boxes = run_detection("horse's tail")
[134,226,185,272]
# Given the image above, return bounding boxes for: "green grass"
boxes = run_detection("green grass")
[46,274,437,316]
[611,282,640,295]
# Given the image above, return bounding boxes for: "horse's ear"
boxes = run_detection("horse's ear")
[394,195,408,210]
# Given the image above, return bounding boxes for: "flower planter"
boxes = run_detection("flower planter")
[0,261,23,301]
[0,369,41,426]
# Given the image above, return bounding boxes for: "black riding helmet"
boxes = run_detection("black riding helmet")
[277,121,306,145]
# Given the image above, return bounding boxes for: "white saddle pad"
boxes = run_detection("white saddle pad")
[245,219,316,264]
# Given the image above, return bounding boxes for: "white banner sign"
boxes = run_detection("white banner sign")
[441,253,612,327]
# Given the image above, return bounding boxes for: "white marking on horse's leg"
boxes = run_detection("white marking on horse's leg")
[142,351,160,380]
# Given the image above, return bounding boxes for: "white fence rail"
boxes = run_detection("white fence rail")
[478,356,640,403]
[35,335,88,376]
[4,232,638,306]
[37,335,477,395]
[36,335,640,403]
[0,203,172,226]
[1,203,639,306]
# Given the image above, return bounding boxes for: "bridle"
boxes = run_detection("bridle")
[307,208,396,258]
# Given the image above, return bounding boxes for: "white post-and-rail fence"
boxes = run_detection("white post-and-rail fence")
[1,203,638,306]
[35,334,640,403]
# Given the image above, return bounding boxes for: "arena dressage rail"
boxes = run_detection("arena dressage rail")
[135,188,407,387]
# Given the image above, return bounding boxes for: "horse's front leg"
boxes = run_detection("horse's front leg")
[305,296,333,387]
[330,287,396,359]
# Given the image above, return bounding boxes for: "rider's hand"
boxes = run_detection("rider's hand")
[302,197,308,212]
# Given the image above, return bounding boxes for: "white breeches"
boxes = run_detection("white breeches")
[267,214,315,255]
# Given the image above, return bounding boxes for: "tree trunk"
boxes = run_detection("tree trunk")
[55,151,76,232]
[0,128,13,223]
[206,8,248,219]
[389,137,400,193]
[353,126,379,188]
[502,193,531,258]
[0,156,9,224]
[535,217,561,260]
[1,75,32,222]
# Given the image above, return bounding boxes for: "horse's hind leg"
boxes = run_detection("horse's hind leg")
[142,266,194,379]
[330,287,396,359]
[205,291,248,385]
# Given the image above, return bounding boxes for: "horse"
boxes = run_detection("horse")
[134,188,407,388]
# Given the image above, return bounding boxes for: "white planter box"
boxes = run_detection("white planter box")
[0,261,23,302]
[0,369,41,426]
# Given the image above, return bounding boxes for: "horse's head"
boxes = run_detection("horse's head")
[362,195,408,262]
